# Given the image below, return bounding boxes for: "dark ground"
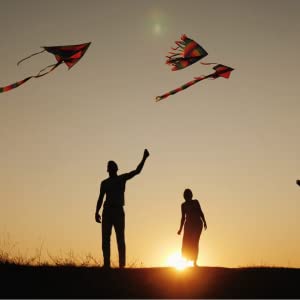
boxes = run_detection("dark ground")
[1,264,300,298]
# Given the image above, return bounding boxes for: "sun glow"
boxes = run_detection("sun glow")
[153,23,162,35]
[147,10,168,37]
[166,252,194,270]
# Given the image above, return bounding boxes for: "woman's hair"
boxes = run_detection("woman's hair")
[183,188,193,201]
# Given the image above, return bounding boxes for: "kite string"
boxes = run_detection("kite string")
[0,61,63,93]
[35,62,61,77]
[200,62,217,65]
[17,49,46,66]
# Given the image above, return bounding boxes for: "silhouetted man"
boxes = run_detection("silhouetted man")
[95,149,150,268]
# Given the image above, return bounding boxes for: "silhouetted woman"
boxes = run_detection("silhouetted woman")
[177,188,207,266]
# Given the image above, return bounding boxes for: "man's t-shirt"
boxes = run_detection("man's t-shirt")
[100,172,135,208]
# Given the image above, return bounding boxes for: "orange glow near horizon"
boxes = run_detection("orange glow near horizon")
[166,252,194,270]
[0,0,300,270]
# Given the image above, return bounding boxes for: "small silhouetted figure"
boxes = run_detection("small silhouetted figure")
[95,149,150,268]
[296,180,300,187]
[177,188,207,266]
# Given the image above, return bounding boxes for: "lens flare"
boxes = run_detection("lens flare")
[146,10,169,37]
[153,23,162,35]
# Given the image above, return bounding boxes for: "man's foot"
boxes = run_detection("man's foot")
[102,264,111,270]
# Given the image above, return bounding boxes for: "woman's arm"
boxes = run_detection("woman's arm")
[199,206,207,230]
[177,204,185,235]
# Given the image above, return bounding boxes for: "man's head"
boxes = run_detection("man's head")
[183,188,193,201]
[107,160,118,175]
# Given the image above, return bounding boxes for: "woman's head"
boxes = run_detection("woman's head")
[183,188,193,201]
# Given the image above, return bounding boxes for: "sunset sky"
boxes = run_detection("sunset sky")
[0,0,300,268]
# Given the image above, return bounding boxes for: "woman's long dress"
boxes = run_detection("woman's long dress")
[182,200,203,262]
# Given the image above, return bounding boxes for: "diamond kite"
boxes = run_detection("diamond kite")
[0,42,91,93]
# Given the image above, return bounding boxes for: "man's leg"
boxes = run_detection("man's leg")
[114,208,126,268]
[102,210,113,268]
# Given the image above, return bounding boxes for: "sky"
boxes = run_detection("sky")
[0,0,300,268]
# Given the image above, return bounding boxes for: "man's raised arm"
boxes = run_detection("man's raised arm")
[136,149,150,174]
[125,149,150,180]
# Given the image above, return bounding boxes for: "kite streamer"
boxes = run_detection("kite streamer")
[166,34,208,71]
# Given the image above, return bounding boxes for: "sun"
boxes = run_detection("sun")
[166,252,194,271]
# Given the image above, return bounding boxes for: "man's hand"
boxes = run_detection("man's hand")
[143,149,150,159]
[95,212,101,223]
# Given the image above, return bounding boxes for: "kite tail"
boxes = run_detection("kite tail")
[165,34,191,66]
[0,77,33,93]
[166,35,187,58]
[17,49,46,66]
[156,76,206,102]
[0,62,62,93]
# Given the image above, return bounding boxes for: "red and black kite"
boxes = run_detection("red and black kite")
[156,35,234,101]
[0,42,91,93]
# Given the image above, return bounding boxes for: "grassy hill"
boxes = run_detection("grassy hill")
[1,264,299,298]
